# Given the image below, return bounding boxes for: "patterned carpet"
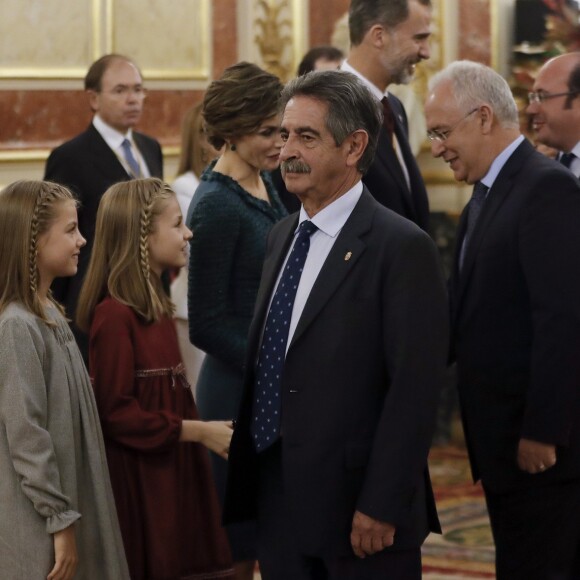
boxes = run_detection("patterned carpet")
[422,446,496,579]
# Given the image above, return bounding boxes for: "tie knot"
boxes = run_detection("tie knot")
[298,220,318,238]
[560,152,576,168]
[472,181,488,202]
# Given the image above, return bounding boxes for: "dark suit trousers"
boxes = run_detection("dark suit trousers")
[484,479,580,579]
[256,441,421,580]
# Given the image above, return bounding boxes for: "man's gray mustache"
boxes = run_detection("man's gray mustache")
[281,160,312,174]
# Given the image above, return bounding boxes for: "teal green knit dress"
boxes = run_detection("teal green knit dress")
[186,161,287,559]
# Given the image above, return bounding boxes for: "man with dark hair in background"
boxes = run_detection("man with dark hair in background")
[45,54,163,361]
[343,0,432,231]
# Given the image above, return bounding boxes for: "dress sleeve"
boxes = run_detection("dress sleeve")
[0,316,80,534]
[187,192,248,370]
[90,303,182,452]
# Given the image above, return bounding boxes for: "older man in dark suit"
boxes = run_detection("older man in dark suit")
[425,60,580,579]
[342,0,432,231]
[225,70,448,579]
[45,54,163,360]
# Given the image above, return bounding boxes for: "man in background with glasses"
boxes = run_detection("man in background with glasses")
[45,54,163,362]
[527,52,580,178]
[425,60,580,579]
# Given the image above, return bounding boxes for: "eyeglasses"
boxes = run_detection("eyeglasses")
[99,86,148,99]
[427,108,479,143]
[527,90,579,104]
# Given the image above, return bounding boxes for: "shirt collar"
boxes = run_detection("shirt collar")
[93,114,133,151]
[480,135,525,190]
[296,181,364,238]
[341,61,387,102]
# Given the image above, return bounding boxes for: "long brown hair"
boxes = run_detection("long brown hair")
[76,178,176,332]
[0,180,76,324]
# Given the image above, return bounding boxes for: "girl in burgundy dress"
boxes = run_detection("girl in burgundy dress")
[76,178,234,580]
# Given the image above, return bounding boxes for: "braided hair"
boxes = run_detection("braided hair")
[76,178,176,332]
[0,180,76,324]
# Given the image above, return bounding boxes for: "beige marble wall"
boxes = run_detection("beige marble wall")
[0,0,95,78]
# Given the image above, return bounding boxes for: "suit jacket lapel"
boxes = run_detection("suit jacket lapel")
[246,215,299,356]
[134,132,163,178]
[454,139,535,319]
[288,190,374,350]
[87,125,132,180]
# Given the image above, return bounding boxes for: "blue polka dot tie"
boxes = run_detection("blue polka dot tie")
[251,220,318,452]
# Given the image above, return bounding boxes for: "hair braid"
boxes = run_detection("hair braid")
[139,188,156,294]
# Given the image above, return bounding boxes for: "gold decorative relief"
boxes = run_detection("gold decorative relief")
[251,0,307,82]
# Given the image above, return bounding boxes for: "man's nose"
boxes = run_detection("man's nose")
[430,140,445,158]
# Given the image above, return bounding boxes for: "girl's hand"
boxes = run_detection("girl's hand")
[47,525,78,580]
[199,421,234,459]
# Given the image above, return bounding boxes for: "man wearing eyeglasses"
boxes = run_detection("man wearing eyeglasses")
[527,52,580,178]
[45,54,163,361]
[425,60,580,579]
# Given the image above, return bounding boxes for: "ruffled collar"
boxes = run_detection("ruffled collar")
[201,160,287,219]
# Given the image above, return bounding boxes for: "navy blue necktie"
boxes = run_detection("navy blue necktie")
[121,138,141,178]
[560,152,576,169]
[251,220,318,452]
[460,181,488,270]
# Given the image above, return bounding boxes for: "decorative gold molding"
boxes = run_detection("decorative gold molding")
[0,145,180,164]
[490,0,499,71]
[0,0,103,79]
[253,0,307,82]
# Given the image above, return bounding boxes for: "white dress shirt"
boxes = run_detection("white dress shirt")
[268,182,364,354]
[93,114,151,178]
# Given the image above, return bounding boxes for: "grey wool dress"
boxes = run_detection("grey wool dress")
[0,302,129,580]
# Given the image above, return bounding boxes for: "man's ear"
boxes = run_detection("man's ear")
[88,90,99,114]
[368,24,388,49]
[345,130,369,168]
[478,104,494,135]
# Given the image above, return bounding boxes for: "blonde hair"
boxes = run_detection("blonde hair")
[177,103,215,178]
[76,178,176,332]
[0,180,76,324]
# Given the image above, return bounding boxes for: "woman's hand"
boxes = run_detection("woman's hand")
[47,524,78,580]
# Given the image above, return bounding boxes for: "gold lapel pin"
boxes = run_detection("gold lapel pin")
[344,251,352,261]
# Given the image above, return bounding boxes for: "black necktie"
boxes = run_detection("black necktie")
[251,220,318,452]
[560,152,576,169]
[460,181,489,269]
[381,96,395,143]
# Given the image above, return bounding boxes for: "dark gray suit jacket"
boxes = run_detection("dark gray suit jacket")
[363,93,430,231]
[225,188,449,557]
[450,139,580,493]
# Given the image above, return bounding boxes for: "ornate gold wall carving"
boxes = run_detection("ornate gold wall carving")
[239,0,307,82]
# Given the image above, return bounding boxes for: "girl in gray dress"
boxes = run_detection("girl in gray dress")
[0,181,129,580]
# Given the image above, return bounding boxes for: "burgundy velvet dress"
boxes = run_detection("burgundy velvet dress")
[89,297,233,580]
